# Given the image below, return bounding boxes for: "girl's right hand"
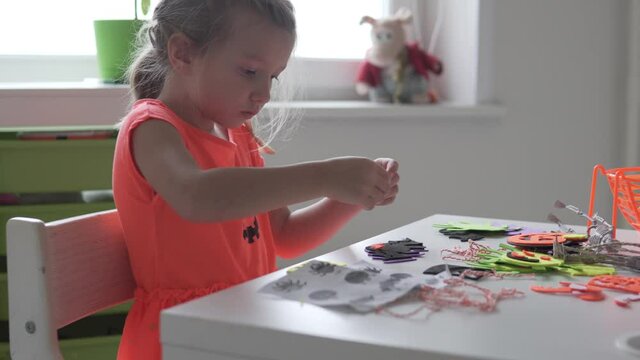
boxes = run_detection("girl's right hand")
[322,156,393,210]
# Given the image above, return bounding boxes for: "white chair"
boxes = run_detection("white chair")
[6,209,135,360]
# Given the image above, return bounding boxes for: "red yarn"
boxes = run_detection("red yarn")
[378,275,525,318]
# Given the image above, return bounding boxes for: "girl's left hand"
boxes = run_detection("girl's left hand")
[374,158,399,206]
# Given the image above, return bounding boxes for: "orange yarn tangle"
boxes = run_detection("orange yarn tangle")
[441,240,492,262]
[378,276,524,319]
[377,240,530,318]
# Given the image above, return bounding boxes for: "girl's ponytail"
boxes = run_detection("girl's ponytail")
[128,45,168,100]
[127,20,171,101]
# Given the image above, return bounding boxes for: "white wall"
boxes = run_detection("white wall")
[269,0,631,267]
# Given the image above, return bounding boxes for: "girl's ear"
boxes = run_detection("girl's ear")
[167,32,197,74]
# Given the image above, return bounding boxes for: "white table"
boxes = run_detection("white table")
[161,214,640,360]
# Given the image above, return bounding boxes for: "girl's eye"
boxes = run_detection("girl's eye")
[243,68,257,77]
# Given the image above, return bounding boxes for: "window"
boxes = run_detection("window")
[0,1,382,58]
[0,0,492,105]
[291,0,387,59]
[0,0,384,84]
[0,2,156,55]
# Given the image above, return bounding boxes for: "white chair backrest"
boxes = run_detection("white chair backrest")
[7,209,135,360]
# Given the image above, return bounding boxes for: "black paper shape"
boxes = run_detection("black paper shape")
[365,238,427,263]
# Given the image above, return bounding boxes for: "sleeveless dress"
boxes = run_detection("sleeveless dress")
[112,99,277,359]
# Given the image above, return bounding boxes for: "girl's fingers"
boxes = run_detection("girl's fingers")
[374,158,398,171]
[377,196,396,206]
[390,172,400,186]
[369,158,399,208]
[376,185,399,206]
[386,160,399,172]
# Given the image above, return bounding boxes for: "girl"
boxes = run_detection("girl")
[112,1,400,359]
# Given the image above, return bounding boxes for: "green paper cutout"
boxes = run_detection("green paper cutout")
[433,221,509,232]
[464,246,616,276]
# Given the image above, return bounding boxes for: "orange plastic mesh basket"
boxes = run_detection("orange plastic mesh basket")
[588,164,640,237]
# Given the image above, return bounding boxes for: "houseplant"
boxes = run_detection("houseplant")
[93,0,151,83]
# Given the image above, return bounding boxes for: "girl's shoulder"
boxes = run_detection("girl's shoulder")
[120,98,192,138]
[126,99,179,125]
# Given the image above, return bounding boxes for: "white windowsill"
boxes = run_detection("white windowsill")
[273,101,505,122]
[0,81,505,126]
[0,80,129,95]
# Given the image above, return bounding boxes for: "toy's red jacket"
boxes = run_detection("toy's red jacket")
[356,43,443,87]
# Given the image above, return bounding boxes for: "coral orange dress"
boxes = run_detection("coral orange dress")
[113,99,277,359]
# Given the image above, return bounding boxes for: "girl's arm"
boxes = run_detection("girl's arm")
[132,120,393,222]
[268,199,362,259]
[269,159,399,259]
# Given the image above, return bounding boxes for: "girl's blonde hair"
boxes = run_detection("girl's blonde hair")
[125,0,300,149]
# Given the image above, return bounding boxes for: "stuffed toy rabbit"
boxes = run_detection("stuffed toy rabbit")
[356,8,443,103]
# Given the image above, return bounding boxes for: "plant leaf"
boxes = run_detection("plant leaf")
[142,0,151,16]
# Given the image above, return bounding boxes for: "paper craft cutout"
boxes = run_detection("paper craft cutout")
[260,260,447,312]
[613,294,640,307]
[530,281,605,302]
[433,221,509,232]
[587,275,640,294]
[442,241,616,276]
[423,264,489,280]
[507,233,588,249]
[438,229,485,242]
[365,238,427,263]
[434,221,527,242]
[532,278,640,307]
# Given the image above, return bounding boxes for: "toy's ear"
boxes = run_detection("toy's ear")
[394,7,413,24]
[360,16,377,26]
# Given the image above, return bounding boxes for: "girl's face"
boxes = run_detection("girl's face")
[188,10,295,130]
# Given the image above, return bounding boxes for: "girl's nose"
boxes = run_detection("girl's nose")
[250,80,271,105]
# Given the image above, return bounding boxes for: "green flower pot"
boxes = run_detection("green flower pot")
[93,19,144,83]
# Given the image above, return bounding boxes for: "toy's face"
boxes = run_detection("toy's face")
[370,20,406,55]
[371,21,405,47]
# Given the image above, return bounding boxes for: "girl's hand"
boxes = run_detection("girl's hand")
[323,156,392,210]
[374,158,399,206]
